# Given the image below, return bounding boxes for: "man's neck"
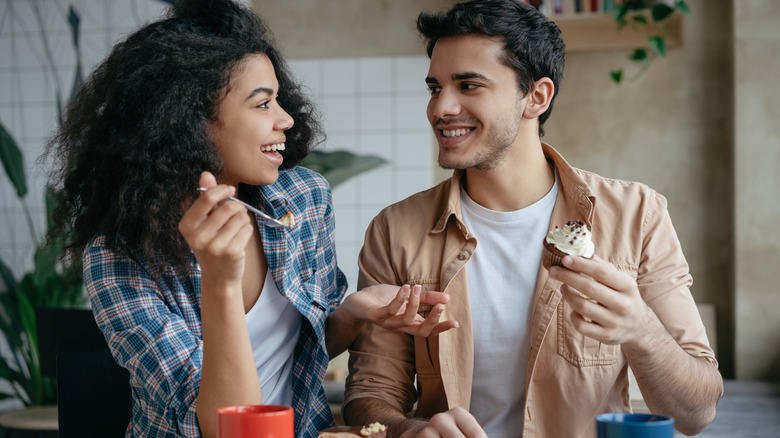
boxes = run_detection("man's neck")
[462,139,554,212]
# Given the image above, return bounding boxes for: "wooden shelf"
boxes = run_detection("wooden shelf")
[552,13,682,52]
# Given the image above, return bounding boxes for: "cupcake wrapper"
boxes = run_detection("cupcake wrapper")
[542,245,564,270]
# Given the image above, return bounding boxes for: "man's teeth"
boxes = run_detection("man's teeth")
[442,128,471,138]
[261,143,285,152]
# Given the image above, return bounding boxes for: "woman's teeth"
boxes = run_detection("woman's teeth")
[261,143,285,152]
[442,128,471,138]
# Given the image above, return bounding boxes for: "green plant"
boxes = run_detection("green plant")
[300,149,387,189]
[0,122,85,407]
[0,4,86,407]
[0,1,386,409]
[610,0,690,84]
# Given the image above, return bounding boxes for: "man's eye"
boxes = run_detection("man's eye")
[461,83,479,91]
[427,86,441,94]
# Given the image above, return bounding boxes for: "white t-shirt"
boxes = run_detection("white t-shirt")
[460,179,558,438]
[245,273,302,406]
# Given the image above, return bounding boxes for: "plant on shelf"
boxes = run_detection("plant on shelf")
[610,0,690,84]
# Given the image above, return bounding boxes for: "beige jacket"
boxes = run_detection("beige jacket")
[344,144,717,438]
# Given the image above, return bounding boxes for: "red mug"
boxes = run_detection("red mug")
[216,405,294,438]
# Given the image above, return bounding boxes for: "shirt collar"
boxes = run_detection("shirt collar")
[431,143,596,234]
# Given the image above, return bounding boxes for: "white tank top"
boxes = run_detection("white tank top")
[460,178,558,438]
[245,273,302,406]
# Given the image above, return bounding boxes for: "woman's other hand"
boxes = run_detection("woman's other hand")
[343,284,460,337]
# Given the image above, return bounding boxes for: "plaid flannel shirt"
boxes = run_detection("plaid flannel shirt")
[85,166,347,437]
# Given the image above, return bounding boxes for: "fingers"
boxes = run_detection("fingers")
[199,171,217,190]
[426,408,487,438]
[413,304,445,336]
[419,290,450,306]
[559,255,636,295]
[401,285,422,326]
[549,259,619,308]
[384,285,411,316]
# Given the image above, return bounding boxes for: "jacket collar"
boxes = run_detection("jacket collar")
[431,143,596,234]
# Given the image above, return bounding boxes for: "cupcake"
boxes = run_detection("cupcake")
[318,423,387,438]
[542,220,595,269]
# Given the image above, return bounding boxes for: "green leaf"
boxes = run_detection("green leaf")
[67,6,83,105]
[0,121,28,198]
[300,150,387,189]
[648,36,667,57]
[630,48,648,62]
[67,6,80,51]
[614,3,630,23]
[631,15,649,26]
[0,355,26,386]
[676,1,690,15]
[610,70,624,84]
[651,3,675,22]
[0,295,25,349]
[0,257,17,295]
[44,187,59,234]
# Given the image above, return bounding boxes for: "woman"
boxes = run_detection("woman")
[44,1,456,437]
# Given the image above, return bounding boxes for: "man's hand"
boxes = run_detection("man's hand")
[400,408,487,438]
[342,284,460,337]
[548,254,654,347]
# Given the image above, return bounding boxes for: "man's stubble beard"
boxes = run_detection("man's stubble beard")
[437,104,523,172]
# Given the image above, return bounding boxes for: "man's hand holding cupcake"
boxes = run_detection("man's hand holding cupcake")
[545,221,659,348]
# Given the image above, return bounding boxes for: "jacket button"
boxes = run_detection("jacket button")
[457,250,469,261]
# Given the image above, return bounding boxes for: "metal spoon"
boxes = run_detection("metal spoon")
[197,187,290,229]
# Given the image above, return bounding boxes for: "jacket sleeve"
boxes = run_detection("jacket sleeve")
[638,192,718,367]
[84,240,202,437]
[342,214,419,414]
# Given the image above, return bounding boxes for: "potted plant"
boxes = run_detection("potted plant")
[610,0,690,84]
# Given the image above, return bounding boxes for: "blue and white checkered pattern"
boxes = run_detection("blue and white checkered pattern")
[85,166,347,437]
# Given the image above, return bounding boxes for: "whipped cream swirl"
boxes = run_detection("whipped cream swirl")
[545,220,594,258]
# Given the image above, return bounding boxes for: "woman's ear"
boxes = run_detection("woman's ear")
[523,77,554,120]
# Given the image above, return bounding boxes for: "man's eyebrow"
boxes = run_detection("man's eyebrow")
[452,72,490,82]
[245,87,274,101]
[425,72,490,84]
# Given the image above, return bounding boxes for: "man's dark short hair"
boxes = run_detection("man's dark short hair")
[418,0,565,136]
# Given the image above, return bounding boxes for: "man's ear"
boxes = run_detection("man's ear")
[523,77,554,119]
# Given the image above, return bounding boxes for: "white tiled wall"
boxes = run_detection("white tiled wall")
[288,56,434,291]
[0,0,170,281]
[0,0,436,294]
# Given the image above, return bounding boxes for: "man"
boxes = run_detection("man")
[342,1,723,437]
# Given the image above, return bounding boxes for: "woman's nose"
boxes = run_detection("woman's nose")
[277,106,294,131]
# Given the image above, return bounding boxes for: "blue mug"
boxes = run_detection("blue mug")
[596,413,674,438]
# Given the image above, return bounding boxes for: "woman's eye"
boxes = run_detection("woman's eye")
[256,100,270,109]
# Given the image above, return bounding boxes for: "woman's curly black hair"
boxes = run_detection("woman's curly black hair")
[44,0,322,269]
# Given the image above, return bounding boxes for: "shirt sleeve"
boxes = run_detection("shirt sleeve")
[639,193,718,367]
[343,215,419,414]
[319,185,348,313]
[84,239,202,437]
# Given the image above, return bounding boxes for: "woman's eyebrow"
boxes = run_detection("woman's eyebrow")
[245,86,274,101]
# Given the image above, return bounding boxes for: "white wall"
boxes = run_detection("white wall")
[287,56,433,290]
[0,0,169,279]
[0,0,433,294]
